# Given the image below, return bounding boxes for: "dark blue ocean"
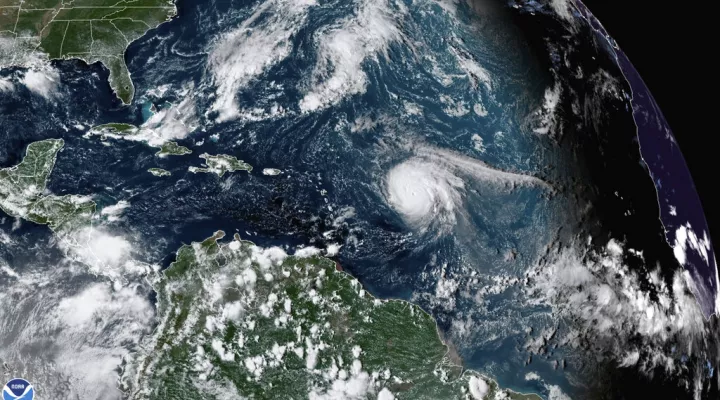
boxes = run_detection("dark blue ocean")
[0,0,586,396]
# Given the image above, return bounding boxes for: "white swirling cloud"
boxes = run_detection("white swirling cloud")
[384,145,550,234]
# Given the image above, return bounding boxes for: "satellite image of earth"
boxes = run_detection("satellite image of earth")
[0,0,718,399]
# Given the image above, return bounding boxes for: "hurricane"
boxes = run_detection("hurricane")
[385,157,464,233]
[385,144,551,235]
[0,0,718,398]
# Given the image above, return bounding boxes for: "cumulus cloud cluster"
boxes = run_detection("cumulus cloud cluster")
[101,200,130,222]
[86,87,198,147]
[21,68,61,99]
[671,223,718,316]
[58,225,150,279]
[0,264,153,400]
[532,82,562,135]
[526,238,715,381]
[140,95,197,146]
[208,0,316,122]
[0,76,14,92]
[300,0,406,112]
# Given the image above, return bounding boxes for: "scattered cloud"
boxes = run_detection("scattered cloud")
[208,0,316,122]
[526,238,711,376]
[300,0,405,112]
[0,263,153,400]
[101,200,130,222]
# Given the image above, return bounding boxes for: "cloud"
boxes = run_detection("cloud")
[671,223,717,317]
[208,0,316,122]
[547,385,572,400]
[450,46,492,91]
[526,238,711,376]
[21,68,61,99]
[550,0,573,22]
[532,82,561,135]
[58,226,149,278]
[299,0,406,112]
[384,144,551,234]
[140,95,197,146]
[468,376,489,399]
[385,157,464,233]
[87,90,198,147]
[0,77,14,92]
[0,265,153,400]
[672,223,712,267]
[101,200,130,222]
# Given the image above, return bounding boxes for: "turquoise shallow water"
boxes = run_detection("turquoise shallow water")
[0,0,567,394]
[1,0,718,398]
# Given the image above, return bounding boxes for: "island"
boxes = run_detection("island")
[127,231,541,399]
[2,140,540,399]
[148,167,170,177]
[262,168,282,176]
[0,0,176,104]
[88,122,138,136]
[156,141,192,157]
[188,153,252,177]
[87,123,192,158]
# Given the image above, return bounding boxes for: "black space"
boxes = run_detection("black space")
[580,1,719,252]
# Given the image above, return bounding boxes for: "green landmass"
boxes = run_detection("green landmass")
[156,141,191,157]
[127,231,541,400]
[0,0,176,104]
[0,139,63,217]
[27,193,95,232]
[89,122,139,136]
[0,139,94,235]
[148,167,170,177]
[87,125,191,158]
[0,140,541,400]
[189,153,252,177]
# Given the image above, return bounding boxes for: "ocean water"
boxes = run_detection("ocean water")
[6,0,714,398]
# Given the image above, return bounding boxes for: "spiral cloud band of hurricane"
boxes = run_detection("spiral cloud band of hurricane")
[385,158,464,233]
[384,145,551,234]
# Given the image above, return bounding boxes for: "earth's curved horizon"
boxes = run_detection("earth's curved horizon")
[0,0,717,399]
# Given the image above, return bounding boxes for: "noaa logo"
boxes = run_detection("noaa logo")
[2,379,33,400]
